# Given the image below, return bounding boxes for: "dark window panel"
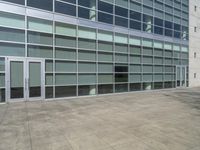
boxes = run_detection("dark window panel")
[55,86,76,98]
[27,0,53,11]
[78,0,96,8]
[165,29,173,37]
[115,6,128,17]
[165,21,173,29]
[98,0,113,14]
[174,31,181,39]
[130,11,141,21]
[130,20,141,30]
[98,12,113,24]
[143,14,153,24]
[115,74,128,82]
[115,66,128,72]
[174,23,181,31]
[60,0,76,4]
[78,7,96,20]
[1,0,25,5]
[143,23,153,33]
[55,1,76,16]
[98,84,113,94]
[115,16,128,28]
[154,26,163,35]
[154,18,163,27]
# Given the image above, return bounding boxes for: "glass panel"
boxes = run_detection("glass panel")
[115,84,128,93]
[29,62,41,97]
[78,74,96,84]
[78,51,96,61]
[0,27,25,42]
[45,60,53,72]
[182,67,186,86]
[98,53,113,62]
[55,48,76,60]
[45,73,53,85]
[130,83,141,91]
[28,17,53,33]
[98,74,113,83]
[78,85,96,96]
[10,61,24,99]
[0,89,5,102]
[55,86,76,98]
[1,0,25,5]
[0,74,5,87]
[55,61,76,72]
[0,11,25,28]
[55,22,76,37]
[78,7,96,21]
[78,27,96,39]
[78,63,96,72]
[98,41,113,51]
[55,1,76,16]
[28,45,53,58]
[98,63,113,73]
[45,87,53,98]
[98,84,113,94]
[78,38,96,49]
[0,43,25,57]
[98,30,113,42]
[55,74,76,85]
[55,35,76,48]
[27,0,53,11]
[28,31,53,45]
[0,58,5,71]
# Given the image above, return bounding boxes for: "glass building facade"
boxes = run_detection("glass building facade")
[0,0,189,102]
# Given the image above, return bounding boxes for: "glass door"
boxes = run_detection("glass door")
[6,58,45,102]
[176,65,186,87]
[27,59,45,101]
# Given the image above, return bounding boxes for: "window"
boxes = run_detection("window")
[27,17,53,33]
[115,66,128,83]
[78,7,96,21]
[55,1,76,16]
[98,12,113,24]
[1,0,25,5]
[27,0,53,11]
[98,0,113,13]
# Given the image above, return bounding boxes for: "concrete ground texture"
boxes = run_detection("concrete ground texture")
[0,88,200,150]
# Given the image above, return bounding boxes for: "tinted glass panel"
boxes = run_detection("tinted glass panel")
[115,16,128,27]
[60,0,76,4]
[78,0,96,8]
[115,6,128,17]
[55,1,76,16]
[98,12,113,24]
[98,0,113,13]
[27,0,53,11]
[130,20,141,30]
[130,11,141,21]
[2,0,25,5]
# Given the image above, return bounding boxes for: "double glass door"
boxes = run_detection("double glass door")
[6,58,45,102]
[176,65,186,87]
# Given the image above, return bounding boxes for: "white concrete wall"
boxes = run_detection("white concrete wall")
[189,0,200,87]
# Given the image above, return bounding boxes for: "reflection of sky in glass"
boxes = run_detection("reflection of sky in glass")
[0,58,5,71]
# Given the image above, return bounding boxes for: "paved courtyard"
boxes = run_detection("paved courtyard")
[0,87,200,150]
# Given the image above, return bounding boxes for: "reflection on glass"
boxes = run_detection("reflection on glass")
[10,61,24,99]
[29,62,41,97]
